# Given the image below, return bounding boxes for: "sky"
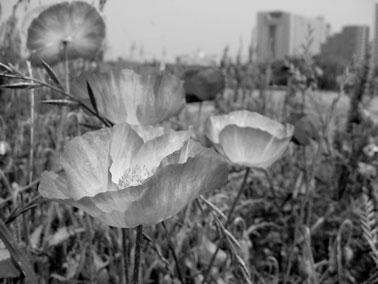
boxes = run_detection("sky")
[0,0,375,62]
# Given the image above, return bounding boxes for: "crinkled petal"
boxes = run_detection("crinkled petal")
[109,124,143,183]
[132,130,191,172]
[71,70,129,124]
[39,141,228,228]
[82,144,227,227]
[60,128,112,199]
[136,73,186,125]
[130,125,166,142]
[72,69,185,125]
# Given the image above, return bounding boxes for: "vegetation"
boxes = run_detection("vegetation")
[0,1,378,284]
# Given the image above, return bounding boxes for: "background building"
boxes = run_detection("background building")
[256,11,329,62]
[321,25,369,66]
[374,3,378,67]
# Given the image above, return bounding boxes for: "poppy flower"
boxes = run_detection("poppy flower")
[183,67,225,103]
[206,110,294,168]
[71,68,186,125]
[287,113,320,146]
[26,1,105,65]
[39,123,228,228]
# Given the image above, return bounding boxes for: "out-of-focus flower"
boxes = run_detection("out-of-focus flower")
[183,67,225,103]
[358,162,377,179]
[72,68,185,125]
[26,1,105,65]
[363,143,378,158]
[0,141,10,156]
[206,110,294,168]
[39,123,228,228]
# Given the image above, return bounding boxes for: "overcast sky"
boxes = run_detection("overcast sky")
[1,0,375,62]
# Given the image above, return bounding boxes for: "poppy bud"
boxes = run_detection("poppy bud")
[184,68,225,103]
[288,113,320,146]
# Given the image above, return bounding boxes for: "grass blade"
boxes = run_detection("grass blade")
[40,58,64,90]
[86,81,99,114]
[0,219,39,283]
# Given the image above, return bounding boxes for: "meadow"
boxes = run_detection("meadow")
[1,1,378,284]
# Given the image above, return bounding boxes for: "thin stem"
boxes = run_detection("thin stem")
[56,42,69,151]
[122,228,130,284]
[133,225,143,284]
[162,221,185,284]
[201,167,250,284]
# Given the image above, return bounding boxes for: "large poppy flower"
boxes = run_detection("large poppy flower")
[206,110,294,168]
[71,68,186,125]
[26,1,105,65]
[39,123,228,228]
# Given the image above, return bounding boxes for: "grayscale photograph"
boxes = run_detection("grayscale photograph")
[0,0,375,283]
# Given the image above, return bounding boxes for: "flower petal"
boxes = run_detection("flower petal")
[72,70,185,125]
[206,110,290,144]
[109,124,143,184]
[136,73,186,125]
[71,70,130,124]
[132,129,191,172]
[59,128,112,199]
[219,125,291,168]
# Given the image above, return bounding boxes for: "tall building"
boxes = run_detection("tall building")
[374,3,378,66]
[256,11,329,62]
[321,26,369,66]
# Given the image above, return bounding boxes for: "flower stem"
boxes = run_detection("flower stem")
[201,167,250,284]
[162,221,185,284]
[122,228,130,284]
[133,225,143,284]
[56,41,70,152]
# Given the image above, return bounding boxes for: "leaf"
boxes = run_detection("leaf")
[40,58,64,90]
[47,227,85,247]
[0,82,40,89]
[0,245,20,278]
[86,81,99,114]
[0,219,38,283]
[41,99,79,106]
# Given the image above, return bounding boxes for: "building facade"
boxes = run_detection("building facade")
[374,3,378,67]
[256,11,329,62]
[321,26,369,66]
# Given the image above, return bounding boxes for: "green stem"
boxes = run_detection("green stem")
[201,167,250,284]
[122,228,130,284]
[133,225,143,284]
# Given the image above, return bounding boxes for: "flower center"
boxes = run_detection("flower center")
[118,165,155,189]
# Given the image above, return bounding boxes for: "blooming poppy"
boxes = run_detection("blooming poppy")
[206,110,294,168]
[71,68,186,125]
[26,1,105,65]
[39,123,228,228]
